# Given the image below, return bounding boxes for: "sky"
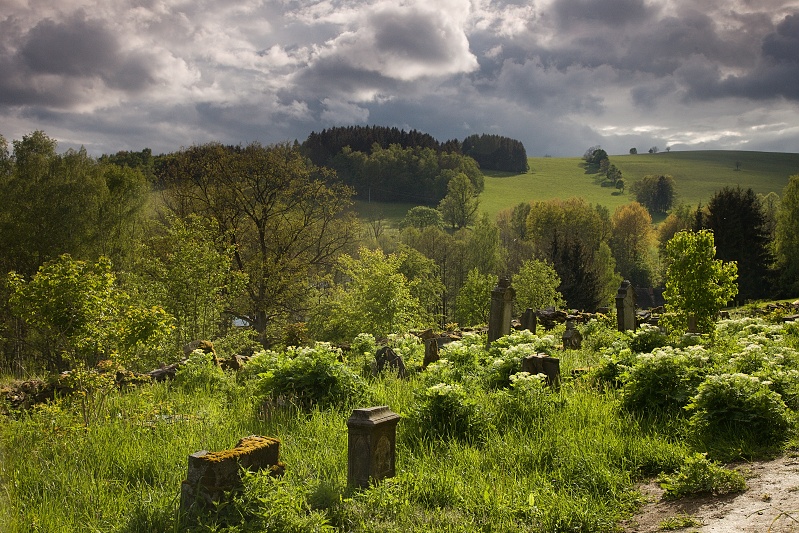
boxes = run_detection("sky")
[2,0,799,157]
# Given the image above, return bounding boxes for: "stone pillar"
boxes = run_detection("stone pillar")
[180,435,284,512]
[615,280,637,332]
[347,406,400,489]
[488,278,516,345]
[521,308,537,334]
[423,338,440,368]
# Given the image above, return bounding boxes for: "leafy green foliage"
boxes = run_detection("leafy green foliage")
[439,172,480,229]
[657,453,745,499]
[409,382,488,444]
[252,343,366,409]
[662,230,738,334]
[631,174,676,215]
[310,247,440,341]
[174,350,230,394]
[621,346,711,413]
[699,186,772,301]
[775,175,799,294]
[455,269,496,327]
[6,254,172,371]
[686,373,790,445]
[511,259,564,312]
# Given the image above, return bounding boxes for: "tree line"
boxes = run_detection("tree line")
[2,130,798,377]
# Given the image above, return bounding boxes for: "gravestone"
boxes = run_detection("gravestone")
[423,338,439,368]
[521,353,561,388]
[521,308,537,334]
[347,406,400,489]
[374,346,406,378]
[488,278,516,345]
[561,320,582,349]
[181,435,284,512]
[615,280,636,332]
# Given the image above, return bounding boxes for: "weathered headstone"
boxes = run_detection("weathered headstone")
[615,280,636,332]
[521,308,537,334]
[562,320,582,349]
[374,346,406,378]
[180,435,284,512]
[347,406,400,488]
[521,353,561,388]
[488,278,516,345]
[423,338,440,368]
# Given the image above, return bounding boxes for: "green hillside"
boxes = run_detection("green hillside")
[482,150,799,221]
[357,150,799,226]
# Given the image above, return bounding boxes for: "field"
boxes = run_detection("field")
[364,150,799,225]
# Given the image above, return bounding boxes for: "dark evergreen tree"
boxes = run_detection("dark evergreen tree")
[699,186,773,301]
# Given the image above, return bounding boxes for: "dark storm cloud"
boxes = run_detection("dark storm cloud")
[553,0,654,28]
[2,0,799,157]
[0,11,155,110]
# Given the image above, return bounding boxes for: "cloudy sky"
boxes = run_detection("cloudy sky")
[2,0,799,157]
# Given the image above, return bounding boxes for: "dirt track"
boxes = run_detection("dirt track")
[623,454,799,532]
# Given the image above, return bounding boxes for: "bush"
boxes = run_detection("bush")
[494,372,558,426]
[254,343,367,409]
[686,373,790,445]
[409,383,487,443]
[626,324,669,353]
[657,452,745,499]
[174,350,230,394]
[621,346,711,413]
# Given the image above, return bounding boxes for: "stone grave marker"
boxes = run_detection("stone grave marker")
[615,280,636,332]
[488,278,515,345]
[521,353,561,388]
[561,320,582,349]
[347,406,400,489]
[181,435,284,512]
[521,308,537,333]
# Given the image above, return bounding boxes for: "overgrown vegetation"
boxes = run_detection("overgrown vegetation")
[2,316,798,532]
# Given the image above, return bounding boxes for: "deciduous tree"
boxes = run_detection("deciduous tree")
[159,142,358,344]
[662,230,738,334]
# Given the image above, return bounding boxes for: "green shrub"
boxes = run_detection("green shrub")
[578,318,620,352]
[626,323,669,353]
[621,346,710,413]
[173,350,230,393]
[657,452,745,499]
[409,382,487,443]
[254,343,367,409]
[686,373,790,445]
[590,347,636,389]
[494,372,558,426]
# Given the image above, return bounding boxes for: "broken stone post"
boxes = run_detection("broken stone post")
[423,338,440,368]
[521,353,561,388]
[521,308,537,334]
[347,406,400,489]
[180,435,284,512]
[561,320,582,349]
[488,278,516,345]
[615,280,637,332]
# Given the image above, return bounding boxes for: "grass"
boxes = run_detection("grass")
[2,316,797,532]
[358,150,799,226]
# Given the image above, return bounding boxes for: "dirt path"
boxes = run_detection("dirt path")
[623,454,799,532]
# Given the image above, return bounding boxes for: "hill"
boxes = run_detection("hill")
[480,150,799,221]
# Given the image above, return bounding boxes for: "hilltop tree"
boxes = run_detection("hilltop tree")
[632,174,676,215]
[462,133,528,173]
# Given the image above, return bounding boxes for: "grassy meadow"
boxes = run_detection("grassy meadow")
[2,316,799,532]
[364,150,799,225]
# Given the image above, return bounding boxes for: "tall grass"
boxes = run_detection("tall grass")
[2,318,796,532]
